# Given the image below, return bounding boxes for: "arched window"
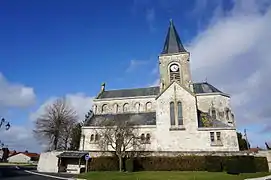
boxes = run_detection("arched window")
[225,109,229,120]
[146,102,152,111]
[135,102,140,112]
[95,134,100,141]
[177,102,183,125]
[146,133,151,142]
[140,133,145,141]
[102,104,108,113]
[90,134,94,142]
[211,108,216,119]
[123,103,129,112]
[170,102,175,126]
[114,104,119,113]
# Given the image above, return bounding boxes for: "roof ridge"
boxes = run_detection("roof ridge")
[104,86,159,92]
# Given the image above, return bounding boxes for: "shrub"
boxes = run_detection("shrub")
[125,158,134,172]
[226,156,256,174]
[133,156,206,171]
[205,156,223,172]
[88,157,118,171]
[254,157,269,172]
[226,156,240,175]
[87,155,268,173]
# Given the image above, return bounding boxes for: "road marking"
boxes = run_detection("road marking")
[24,170,75,180]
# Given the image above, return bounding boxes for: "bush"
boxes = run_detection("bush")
[205,156,223,172]
[88,157,118,171]
[226,156,256,174]
[87,155,268,173]
[134,156,206,171]
[254,157,269,172]
[226,157,240,175]
[125,158,134,172]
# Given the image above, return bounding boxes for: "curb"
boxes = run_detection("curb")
[245,175,271,180]
[24,170,74,180]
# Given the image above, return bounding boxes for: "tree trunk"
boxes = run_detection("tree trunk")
[53,135,58,150]
[118,156,122,172]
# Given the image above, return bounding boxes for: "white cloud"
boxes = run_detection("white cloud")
[0,125,39,152]
[146,8,156,31]
[187,0,271,141]
[24,93,94,152]
[0,72,36,109]
[148,0,271,146]
[126,59,148,72]
[30,93,94,123]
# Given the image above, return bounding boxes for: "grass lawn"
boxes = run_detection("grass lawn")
[0,162,36,167]
[77,171,271,180]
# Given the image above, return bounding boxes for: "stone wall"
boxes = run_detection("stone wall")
[93,96,156,114]
[155,82,239,152]
[37,151,63,173]
[196,94,235,126]
[159,53,191,90]
[81,82,239,153]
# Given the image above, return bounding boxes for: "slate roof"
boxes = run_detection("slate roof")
[57,151,89,158]
[96,83,222,99]
[193,82,222,94]
[97,86,160,99]
[85,112,156,126]
[161,19,187,54]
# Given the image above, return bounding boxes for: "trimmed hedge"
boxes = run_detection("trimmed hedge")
[88,155,269,173]
[133,156,206,171]
[125,158,134,172]
[205,156,223,172]
[255,157,269,172]
[88,157,119,171]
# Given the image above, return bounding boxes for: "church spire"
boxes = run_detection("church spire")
[161,19,187,55]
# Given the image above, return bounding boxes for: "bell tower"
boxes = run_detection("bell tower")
[159,20,192,91]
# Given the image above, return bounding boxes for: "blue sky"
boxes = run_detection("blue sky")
[0,0,271,152]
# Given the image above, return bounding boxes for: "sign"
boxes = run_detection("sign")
[85,154,90,161]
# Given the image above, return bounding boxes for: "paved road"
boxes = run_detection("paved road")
[0,165,59,180]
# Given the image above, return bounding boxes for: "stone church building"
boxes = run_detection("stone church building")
[79,20,239,154]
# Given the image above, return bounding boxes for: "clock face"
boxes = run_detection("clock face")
[170,64,179,72]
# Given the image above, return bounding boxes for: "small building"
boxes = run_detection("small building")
[37,151,88,174]
[8,152,39,164]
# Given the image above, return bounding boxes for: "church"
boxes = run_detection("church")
[79,20,239,154]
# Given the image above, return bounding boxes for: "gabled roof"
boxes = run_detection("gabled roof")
[57,151,89,158]
[96,86,160,99]
[161,19,187,55]
[85,112,156,126]
[9,152,39,158]
[95,83,224,99]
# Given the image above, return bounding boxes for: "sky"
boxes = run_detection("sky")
[0,0,271,153]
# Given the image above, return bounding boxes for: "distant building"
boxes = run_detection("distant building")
[8,152,39,164]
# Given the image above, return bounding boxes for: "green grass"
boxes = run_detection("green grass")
[0,162,36,167]
[77,171,271,180]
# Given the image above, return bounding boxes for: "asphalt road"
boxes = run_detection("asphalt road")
[0,165,59,180]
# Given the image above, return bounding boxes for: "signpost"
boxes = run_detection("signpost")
[85,154,90,173]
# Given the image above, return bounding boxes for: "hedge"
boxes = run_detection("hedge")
[88,155,269,173]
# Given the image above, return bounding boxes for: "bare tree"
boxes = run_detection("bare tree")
[33,98,78,150]
[94,115,146,172]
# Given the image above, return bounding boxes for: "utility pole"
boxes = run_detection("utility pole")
[244,129,250,150]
